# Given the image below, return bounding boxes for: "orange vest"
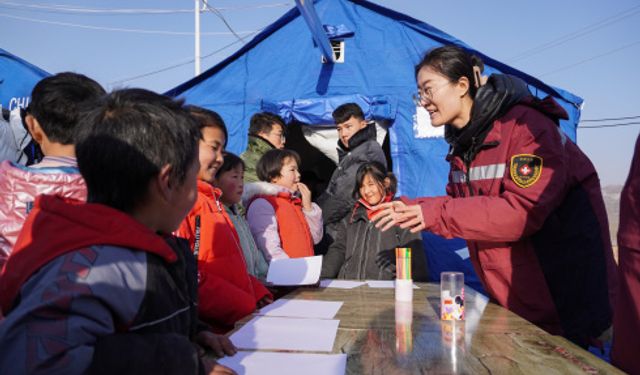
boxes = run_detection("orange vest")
[251,192,314,258]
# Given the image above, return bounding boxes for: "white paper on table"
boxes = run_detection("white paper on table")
[319,279,366,289]
[218,351,347,375]
[230,316,339,352]
[366,280,420,289]
[266,255,322,285]
[258,299,343,319]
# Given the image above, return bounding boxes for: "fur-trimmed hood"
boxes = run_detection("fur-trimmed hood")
[242,181,295,207]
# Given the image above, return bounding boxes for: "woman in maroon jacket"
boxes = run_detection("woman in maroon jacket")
[372,45,617,348]
[611,134,640,375]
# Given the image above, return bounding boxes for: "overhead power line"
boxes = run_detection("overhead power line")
[0,12,256,36]
[0,1,291,15]
[509,4,640,62]
[108,30,261,86]
[201,0,245,43]
[539,39,640,77]
[581,115,640,123]
[580,121,640,129]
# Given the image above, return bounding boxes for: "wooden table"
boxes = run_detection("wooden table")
[232,282,624,374]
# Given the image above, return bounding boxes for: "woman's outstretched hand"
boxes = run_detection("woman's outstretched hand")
[371,201,426,233]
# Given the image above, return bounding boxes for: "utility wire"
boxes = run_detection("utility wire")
[108,30,261,86]
[201,0,245,43]
[509,4,640,62]
[580,121,640,129]
[0,12,256,36]
[581,115,640,123]
[0,1,290,15]
[539,39,640,77]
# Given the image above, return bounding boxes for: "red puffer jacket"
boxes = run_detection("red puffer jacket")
[176,180,271,333]
[404,76,616,347]
[0,160,86,268]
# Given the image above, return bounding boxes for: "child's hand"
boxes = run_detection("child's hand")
[256,295,273,308]
[201,357,237,375]
[296,183,313,211]
[196,331,237,357]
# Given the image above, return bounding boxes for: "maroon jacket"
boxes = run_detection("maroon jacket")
[405,75,617,347]
[611,134,640,375]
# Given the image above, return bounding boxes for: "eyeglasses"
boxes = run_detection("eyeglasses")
[412,82,452,106]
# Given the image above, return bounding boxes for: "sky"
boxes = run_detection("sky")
[1,0,639,186]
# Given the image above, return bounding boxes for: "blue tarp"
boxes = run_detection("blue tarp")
[167,0,583,293]
[0,48,49,111]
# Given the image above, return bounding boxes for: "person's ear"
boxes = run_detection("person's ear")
[383,177,391,189]
[156,164,174,202]
[25,115,45,145]
[456,76,471,98]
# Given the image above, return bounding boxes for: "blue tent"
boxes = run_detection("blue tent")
[167,0,583,292]
[0,48,49,112]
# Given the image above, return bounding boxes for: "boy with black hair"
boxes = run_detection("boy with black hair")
[317,102,386,244]
[0,89,236,375]
[0,72,105,267]
[177,106,272,333]
[241,111,286,183]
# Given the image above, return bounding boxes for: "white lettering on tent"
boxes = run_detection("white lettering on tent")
[9,97,30,111]
[413,106,444,138]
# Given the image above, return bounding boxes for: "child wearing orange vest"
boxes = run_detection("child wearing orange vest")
[243,149,323,260]
[176,106,272,333]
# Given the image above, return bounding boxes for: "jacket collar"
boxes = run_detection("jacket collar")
[338,121,377,155]
[351,193,394,222]
[247,134,277,153]
[197,180,222,201]
[242,181,296,207]
[445,74,530,162]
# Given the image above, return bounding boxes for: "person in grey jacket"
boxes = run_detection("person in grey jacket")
[321,162,428,281]
[317,103,386,244]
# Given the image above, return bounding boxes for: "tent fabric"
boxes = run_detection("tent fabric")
[167,0,585,293]
[0,48,49,111]
[261,94,397,126]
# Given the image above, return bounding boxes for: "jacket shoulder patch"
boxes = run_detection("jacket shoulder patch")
[510,154,543,188]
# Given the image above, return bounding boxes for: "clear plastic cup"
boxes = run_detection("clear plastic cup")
[440,272,464,320]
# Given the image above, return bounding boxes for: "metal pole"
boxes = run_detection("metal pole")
[194,0,201,76]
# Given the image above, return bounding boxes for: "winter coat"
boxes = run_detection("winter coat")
[0,158,86,267]
[611,134,640,375]
[224,203,269,281]
[317,122,386,227]
[241,135,276,183]
[321,199,428,281]
[243,182,323,261]
[405,74,617,347]
[0,195,206,375]
[176,180,271,332]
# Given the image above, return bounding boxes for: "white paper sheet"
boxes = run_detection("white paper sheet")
[266,255,322,285]
[366,280,420,289]
[218,351,347,375]
[230,316,339,352]
[258,299,343,319]
[319,279,366,289]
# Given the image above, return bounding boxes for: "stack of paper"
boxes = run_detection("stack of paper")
[230,316,339,352]
[258,299,343,319]
[319,279,366,289]
[266,255,322,285]
[218,351,347,375]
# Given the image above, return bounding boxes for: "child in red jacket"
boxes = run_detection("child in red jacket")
[176,106,272,333]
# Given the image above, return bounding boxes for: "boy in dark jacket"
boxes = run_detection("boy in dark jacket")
[317,103,386,244]
[0,89,236,375]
